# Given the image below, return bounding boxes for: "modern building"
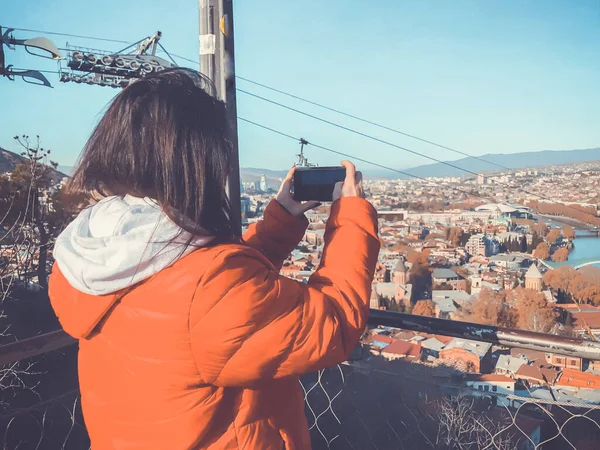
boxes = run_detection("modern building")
[259,174,268,192]
[465,234,499,258]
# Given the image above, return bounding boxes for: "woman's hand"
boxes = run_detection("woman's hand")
[333,160,364,202]
[276,166,321,217]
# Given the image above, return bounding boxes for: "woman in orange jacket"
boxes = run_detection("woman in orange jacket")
[49,68,380,449]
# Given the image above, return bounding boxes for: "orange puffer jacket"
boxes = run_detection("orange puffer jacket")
[49,197,380,449]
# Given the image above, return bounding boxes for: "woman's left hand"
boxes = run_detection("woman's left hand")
[276,166,321,217]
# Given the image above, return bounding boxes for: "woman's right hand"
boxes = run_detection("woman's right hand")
[332,160,364,202]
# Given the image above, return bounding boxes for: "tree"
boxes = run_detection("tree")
[436,396,518,450]
[412,300,436,317]
[533,242,550,260]
[466,288,518,328]
[408,251,432,300]
[515,288,556,333]
[532,222,548,237]
[546,229,561,245]
[446,227,464,246]
[551,248,569,262]
[543,266,600,305]
[562,225,575,241]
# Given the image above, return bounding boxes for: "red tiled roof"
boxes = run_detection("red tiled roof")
[382,340,422,357]
[556,369,600,389]
[469,374,514,383]
[433,334,454,345]
[570,312,600,329]
[364,334,395,346]
[394,330,417,341]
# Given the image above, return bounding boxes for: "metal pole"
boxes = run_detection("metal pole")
[199,0,241,235]
[369,309,600,361]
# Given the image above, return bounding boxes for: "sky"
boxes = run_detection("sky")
[1,0,599,172]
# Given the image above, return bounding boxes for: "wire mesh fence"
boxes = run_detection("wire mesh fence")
[300,358,600,450]
[1,334,600,449]
[0,344,87,450]
[0,358,599,449]
[0,389,89,450]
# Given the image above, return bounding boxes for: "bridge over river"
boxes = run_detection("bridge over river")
[542,257,600,271]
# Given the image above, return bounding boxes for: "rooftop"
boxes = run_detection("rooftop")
[421,337,446,352]
[525,264,543,279]
[475,203,518,214]
[381,340,422,358]
[432,268,460,280]
[432,290,472,303]
[394,258,407,273]
[556,369,600,389]
[515,364,559,384]
[442,338,492,358]
[496,354,527,374]
[431,296,457,314]
[468,374,515,383]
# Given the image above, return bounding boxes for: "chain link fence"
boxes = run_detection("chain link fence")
[301,358,600,450]
[1,345,599,449]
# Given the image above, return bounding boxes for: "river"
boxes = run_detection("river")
[542,222,600,268]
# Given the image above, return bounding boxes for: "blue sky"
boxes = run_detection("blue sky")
[1,0,599,171]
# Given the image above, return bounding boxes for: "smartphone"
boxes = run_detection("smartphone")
[293,166,346,202]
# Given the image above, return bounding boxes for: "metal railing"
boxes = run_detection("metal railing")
[2,309,600,449]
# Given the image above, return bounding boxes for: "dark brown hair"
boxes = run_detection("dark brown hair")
[68,68,237,241]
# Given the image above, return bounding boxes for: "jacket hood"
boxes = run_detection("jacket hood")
[54,195,214,296]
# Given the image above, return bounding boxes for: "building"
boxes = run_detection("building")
[393,258,408,285]
[465,234,498,257]
[370,288,381,310]
[495,354,527,377]
[305,229,325,246]
[545,353,583,371]
[373,263,388,283]
[466,374,516,404]
[432,268,460,284]
[421,337,447,359]
[431,295,457,319]
[381,340,422,361]
[514,364,559,387]
[432,290,472,308]
[392,256,412,305]
[439,338,493,373]
[470,275,483,296]
[477,173,487,185]
[555,369,600,390]
[431,290,473,319]
[525,264,543,292]
[259,174,268,192]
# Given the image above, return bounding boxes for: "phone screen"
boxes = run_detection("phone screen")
[294,167,346,202]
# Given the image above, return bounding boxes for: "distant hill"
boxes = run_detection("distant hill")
[0,147,26,173]
[403,147,600,179]
[241,148,600,181]
[0,147,67,182]
[58,165,74,176]
[241,167,287,186]
[24,146,600,185]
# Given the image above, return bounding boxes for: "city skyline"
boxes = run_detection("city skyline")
[1,0,599,170]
